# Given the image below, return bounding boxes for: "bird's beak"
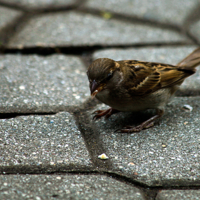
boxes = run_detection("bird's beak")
[90,80,105,97]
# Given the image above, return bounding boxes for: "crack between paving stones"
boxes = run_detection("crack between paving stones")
[0,0,87,46]
[0,42,195,55]
[0,0,199,46]
[2,171,200,190]
[0,12,33,46]
[1,0,199,46]
[0,102,98,120]
[183,3,200,30]
[0,1,28,11]
[72,102,115,171]
[101,171,200,190]
[74,115,115,171]
[76,7,199,44]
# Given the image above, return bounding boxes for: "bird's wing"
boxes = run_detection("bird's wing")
[122,60,193,96]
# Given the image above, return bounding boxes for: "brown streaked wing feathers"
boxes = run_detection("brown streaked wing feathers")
[131,70,161,95]
[127,62,190,96]
[127,62,161,95]
[177,47,200,69]
[159,68,189,88]
[125,47,200,96]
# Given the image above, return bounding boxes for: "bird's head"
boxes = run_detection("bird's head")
[87,58,120,97]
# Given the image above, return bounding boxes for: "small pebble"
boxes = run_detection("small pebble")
[128,162,135,166]
[98,153,109,160]
[19,85,25,90]
[183,104,193,112]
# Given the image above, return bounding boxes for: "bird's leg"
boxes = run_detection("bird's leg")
[117,109,164,133]
[93,108,119,120]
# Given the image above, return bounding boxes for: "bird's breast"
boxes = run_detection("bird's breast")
[96,87,174,112]
[96,89,144,111]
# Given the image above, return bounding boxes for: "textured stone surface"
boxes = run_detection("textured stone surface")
[88,97,200,186]
[156,190,200,200]
[93,46,200,95]
[0,174,145,200]
[93,46,198,63]
[8,11,189,48]
[0,0,200,198]
[0,7,22,30]
[191,20,200,43]
[0,112,94,173]
[85,0,198,25]
[3,0,73,8]
[0,54,89,113]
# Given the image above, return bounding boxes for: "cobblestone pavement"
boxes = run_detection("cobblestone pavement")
[0,0,200,199]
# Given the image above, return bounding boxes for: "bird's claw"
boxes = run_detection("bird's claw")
[92,108,119,120]
[115,122,155,133]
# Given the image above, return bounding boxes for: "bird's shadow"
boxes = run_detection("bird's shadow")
[97,109,157,131]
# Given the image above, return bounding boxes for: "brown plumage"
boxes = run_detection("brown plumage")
[87,48,200,133]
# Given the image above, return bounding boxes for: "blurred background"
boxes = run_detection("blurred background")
[0,0,199,53]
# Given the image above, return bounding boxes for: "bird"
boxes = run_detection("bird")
[87,48,200,133]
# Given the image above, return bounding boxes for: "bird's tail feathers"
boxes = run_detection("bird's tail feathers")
[177,47,200,69]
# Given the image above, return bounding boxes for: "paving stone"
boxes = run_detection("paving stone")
[0,6,22,32]
[3,0,73,9]
[8,11,189,48]
[0,112,94,173]
[156,190,200,200]
[191,21,200,43]
[0,54,89,113]
[93,46,200,95]
[85,0,198,26]
[88,97,200,186]
[0,174,145,200]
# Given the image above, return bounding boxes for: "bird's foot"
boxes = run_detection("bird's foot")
[93,108,119,120]
[115,121,154,133]
[115,109,164,133]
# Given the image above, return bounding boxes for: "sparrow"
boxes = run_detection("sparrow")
[87,48,200,133]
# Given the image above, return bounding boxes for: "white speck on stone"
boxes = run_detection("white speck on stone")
[50,162,55,165]
[98,153,109,160]
[128,162,135,166]
[43,89,48,95]
[56,176,61,180]
[43,60,48,65]
[75,95,80,99]
[23,99,29,103]
[183,104,193,111]
[75,69,80,74]
[19,85,25,90]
